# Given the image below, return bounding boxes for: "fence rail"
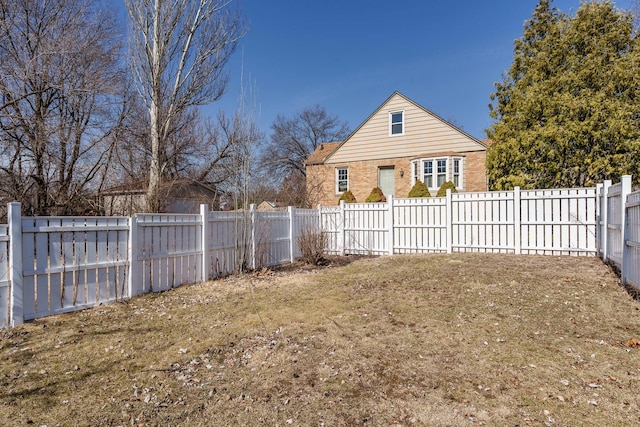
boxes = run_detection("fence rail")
[0,176,638,329]
[2,203,319,327]
[321,186,599,257]
[623,190,640,288]
[320,176,638,286]
[20,216,130,322]
[596,176,639,290]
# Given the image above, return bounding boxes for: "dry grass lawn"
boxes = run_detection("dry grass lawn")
[1,253,639,426]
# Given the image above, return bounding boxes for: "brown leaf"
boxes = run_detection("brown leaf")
[623,338,640,348]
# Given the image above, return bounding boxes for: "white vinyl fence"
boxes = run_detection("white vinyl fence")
[19,216,130,322]
[203,207,321,278]
[597,176,640,288]
[0,225,9,328]
[321,176,639,288]
[322,186,598,256]
[1,176,638,329]
[2,203,320,327]
[623,190,640,288]
[130,213,203,296]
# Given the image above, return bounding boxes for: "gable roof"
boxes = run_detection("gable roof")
[102,178,217,195]
[309,91,487,165]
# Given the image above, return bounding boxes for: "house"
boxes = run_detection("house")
[101,178,220,215]
[305,92,489,206]
[257,201,286,211]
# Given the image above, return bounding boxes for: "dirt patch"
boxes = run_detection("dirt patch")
[0,253,639,426]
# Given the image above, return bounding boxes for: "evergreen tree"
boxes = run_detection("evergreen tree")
[487,0,640,189]
[338,190,357,204]
[365,187,386,203]
[436,181,457,197]
[408,180,431,198]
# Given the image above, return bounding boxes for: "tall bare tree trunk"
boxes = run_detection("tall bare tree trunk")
[147,0,163,213]
[125,0,245,213]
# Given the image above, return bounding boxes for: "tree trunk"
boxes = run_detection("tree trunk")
[146,0,163,213]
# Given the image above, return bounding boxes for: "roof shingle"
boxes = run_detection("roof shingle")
[305,142,341,165]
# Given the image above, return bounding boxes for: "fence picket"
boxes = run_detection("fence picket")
[1,177,638,328]
[75,222,87,306]
[49,219,63,311]
[624,191,640,287]
[86,223,98,304]
[322,187,598,257]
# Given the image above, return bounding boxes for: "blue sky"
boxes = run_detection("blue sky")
[210,0,634,140]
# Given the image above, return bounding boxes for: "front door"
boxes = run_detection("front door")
[378,166,395,198]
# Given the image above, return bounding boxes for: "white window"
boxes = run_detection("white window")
[453,157,463,188]
[423,159,434,188]
[436,159,447,187]
[411,156,464,190]
[336,167,348,193]
[390,111,404,135]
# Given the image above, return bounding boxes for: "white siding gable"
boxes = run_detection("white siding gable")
[326,92,484,164]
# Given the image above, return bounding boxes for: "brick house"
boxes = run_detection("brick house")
[305,92,489,206]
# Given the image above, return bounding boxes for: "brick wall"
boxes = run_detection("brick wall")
[465,151,488,192]
[306,151,488,207]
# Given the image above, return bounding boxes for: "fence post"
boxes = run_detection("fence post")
[289,206,295,262]
[387,195,394,256]
[622,197,631,286]
[200,204,210,281]
[339,200,345,256]
[602,180,612,262]
[250,204,256,270]
[620,175,632,284]
[8,202,23,327]
[595,183,603,257]
[446,189,452,254]
[513,186,521,255]
[128,214,140,298]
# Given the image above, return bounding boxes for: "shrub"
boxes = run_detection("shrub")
[436,180,458,197]
[338,190,357,204]
[365,187,386,203]
[408,180,431,198]
[297,227,328,265]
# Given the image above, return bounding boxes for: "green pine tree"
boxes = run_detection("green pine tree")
[487,0,640,189]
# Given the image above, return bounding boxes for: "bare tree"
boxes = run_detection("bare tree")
[265,105,350,179]
[218,96,264,271]
[263,105,350,206]
[0,0,124,215]
[125,0,245,212]
[107,91,242,209]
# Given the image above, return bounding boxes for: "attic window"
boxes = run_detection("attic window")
[390,111,404,135]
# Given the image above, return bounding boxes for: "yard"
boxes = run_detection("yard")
[0,253,639,426]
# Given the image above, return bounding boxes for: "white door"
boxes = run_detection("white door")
[378,167,395,198]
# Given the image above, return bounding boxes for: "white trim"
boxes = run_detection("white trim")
[453,157,463,189]
[411,156,464,191]
[335,166,349,194]
[389,110,404,136]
